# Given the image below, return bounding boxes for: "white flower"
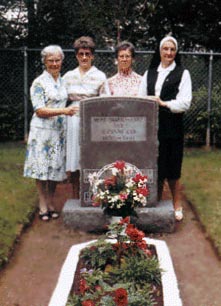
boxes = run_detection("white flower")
[88,172,98,185]
[126,181,134,188]
[133,196,140,201]
[112,167,119,176]
[124,165,133,176]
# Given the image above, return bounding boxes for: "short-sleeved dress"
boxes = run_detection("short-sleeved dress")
[100,70,142,96]
[63,66,106,172]
[24,70,68,181]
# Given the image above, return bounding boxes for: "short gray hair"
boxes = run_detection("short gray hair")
[41,45,64,64]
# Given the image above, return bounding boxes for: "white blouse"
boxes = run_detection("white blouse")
[138,62,192,113]
[63,66,106,98]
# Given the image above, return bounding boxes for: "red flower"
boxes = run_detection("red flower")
[145,248,152,256]
[137,239,147,251]
[95,285,102,291]
[82,300,95,306]
[113,242,120,250]
[92,201,101,207]
[119,193,128,201]
[114,160,125,170]
[126,224,145,242]
[132,173,148,183]
[136,187,149,197]
[113,242,129,250]
[92,195,101,207]
[120,216,130,224]
[114,288,128,306]
[80,278,89,294]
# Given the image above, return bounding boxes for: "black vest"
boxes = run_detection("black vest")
[147,65,185,139]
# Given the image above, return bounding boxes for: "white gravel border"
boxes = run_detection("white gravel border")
[49,238,182,306]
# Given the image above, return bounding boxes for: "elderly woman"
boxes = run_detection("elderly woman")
[139,36,192,221]
[24,45,77,221]
[63,36,106,198]
[100,41,141,96]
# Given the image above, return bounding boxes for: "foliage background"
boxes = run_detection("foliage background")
[1,0,221,50]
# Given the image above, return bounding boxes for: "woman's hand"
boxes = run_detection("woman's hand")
[64,105,79,116]
[68,94,88,101]
[148,96,168,108]
[36,105,79,117]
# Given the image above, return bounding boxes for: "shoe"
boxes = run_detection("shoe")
[48,210,60,219]
[39,211,51,221]
[175,207,183,221]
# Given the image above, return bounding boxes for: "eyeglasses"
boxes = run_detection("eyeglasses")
[118,55,132,60]
[77,52,92,58]
[46,59,62,63]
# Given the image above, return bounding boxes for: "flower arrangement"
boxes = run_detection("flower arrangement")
[67,217,162,306]
[88,160,149,218]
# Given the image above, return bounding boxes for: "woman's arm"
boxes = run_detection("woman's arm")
[31,77,78,118]
[99,80,111,96]
[154,70,192,113]
[36,105,78,118]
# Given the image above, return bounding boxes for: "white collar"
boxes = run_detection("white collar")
[43,70,61,84]
[77,65,96,76]
[157,61,176,72]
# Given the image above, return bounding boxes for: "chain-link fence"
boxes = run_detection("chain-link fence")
[1,47,221,147]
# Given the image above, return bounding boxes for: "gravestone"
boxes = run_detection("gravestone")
[80,96,158,207]
[62,96,175,232]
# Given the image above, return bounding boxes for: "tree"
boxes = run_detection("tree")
[0,0,27,47]
[1,0,221,51]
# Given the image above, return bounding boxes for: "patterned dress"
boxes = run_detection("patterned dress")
[101,70,142,96]
[24,70,68,181]
[63,66,106,172]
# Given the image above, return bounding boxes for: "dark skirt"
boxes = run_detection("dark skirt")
[158,137,184,181]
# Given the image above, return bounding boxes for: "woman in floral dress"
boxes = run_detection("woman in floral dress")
[24,45,77,221]
[100,41,141,96]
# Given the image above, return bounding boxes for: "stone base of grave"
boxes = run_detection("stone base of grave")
[62,199,175,233]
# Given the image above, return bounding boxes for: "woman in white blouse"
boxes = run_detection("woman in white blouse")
[63,36,106,198]
[24,45,77,221]
[139,36,192,221]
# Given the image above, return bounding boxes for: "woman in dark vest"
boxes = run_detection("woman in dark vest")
[139,36,192,221]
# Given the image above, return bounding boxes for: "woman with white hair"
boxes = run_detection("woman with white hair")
[139,36,192,221]
[24,45,77,221]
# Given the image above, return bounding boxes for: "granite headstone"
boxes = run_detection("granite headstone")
[80,96,158,207]
[63,96,175,232]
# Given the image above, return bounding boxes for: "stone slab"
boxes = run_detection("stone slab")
[79,96,158,206]
[49,238,182,306]
[62,199,175,233]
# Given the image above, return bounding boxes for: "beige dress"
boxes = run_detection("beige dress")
[63,66,106,171]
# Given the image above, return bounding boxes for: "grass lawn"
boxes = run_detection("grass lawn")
[0,142,37,267]
[1,143,221,268]
[182,148,221,257]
